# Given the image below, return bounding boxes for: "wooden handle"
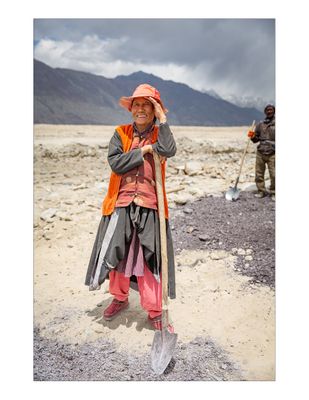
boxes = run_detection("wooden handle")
[236,120,255,182]
[153,152,169,309]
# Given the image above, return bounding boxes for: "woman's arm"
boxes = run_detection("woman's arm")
[108,131,144,175]
[152,123,177,157]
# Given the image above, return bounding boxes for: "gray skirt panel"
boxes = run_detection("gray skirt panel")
[85,204,176,299]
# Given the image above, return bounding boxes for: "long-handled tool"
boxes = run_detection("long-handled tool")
[225,120,255,201]
[151,152,178,375]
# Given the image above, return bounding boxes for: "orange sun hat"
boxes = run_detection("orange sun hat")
[119,83,168,113]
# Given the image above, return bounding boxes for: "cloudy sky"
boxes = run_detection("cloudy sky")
[34,19,275,110]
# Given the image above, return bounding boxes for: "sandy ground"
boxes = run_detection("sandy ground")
[34,124,275,380]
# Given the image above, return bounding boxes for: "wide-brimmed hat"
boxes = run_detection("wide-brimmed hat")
[119,83,168,113]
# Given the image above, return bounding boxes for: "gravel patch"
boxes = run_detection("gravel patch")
[170,191,275,287]
[33,327,243,381]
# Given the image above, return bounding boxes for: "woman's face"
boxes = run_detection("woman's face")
[131,97,155,130]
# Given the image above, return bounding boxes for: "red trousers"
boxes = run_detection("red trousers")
[109,266,162,319]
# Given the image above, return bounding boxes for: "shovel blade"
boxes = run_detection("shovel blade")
[151,328,178,375]
[225,187,240,201]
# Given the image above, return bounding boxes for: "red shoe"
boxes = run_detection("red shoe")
[148,315,174,333]
[103,298,129,321]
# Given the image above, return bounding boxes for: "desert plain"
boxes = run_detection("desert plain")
[34,124,275,381]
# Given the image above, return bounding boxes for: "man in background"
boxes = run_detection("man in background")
[248,104,276,200]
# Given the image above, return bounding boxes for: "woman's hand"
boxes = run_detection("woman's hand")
[141,146,166,163]
[141,144,153,156]
[148,97,167,124]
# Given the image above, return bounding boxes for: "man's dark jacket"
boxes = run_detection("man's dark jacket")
[251,116,275,155]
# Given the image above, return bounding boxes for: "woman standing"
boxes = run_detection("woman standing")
[85,84,176,331]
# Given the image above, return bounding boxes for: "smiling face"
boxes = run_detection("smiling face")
[131,97,155,131]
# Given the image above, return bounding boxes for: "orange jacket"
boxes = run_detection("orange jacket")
[102,124,169,219]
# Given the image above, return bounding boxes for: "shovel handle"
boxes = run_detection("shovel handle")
[153,152,169,309]
[236,120,255,182]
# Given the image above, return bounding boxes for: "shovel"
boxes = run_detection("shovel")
[151,152,178,375]
[225,120,255,201]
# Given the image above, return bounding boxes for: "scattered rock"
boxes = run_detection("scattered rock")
[175,165,185,173]
[73,183,88,191]
[56,211,73,221]
[40,208,58,221]
[174,195,189,205]
[237,248,246,256]
[184,161,204,176]
[188,186,205,196]
[210,250,228,260]
[198,234,211,242]
[43,232,52,240]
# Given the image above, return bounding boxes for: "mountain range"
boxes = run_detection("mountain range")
[34,59,263,126]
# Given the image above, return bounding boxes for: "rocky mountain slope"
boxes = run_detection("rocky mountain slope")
[34,59,263,126]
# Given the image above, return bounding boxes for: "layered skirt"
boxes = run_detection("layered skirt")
[85,203,176,299]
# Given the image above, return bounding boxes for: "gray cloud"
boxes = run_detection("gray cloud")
[34,19,275,109]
